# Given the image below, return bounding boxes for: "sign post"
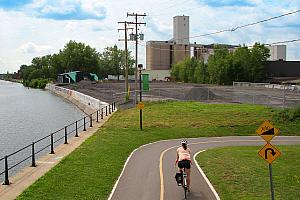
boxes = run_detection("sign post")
[138,64,143,130]
[256,121,281,200]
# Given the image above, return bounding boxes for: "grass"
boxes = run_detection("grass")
[16,101,300,200]
[196,145,300,200]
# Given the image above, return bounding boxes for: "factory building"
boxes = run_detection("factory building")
[146,15,190,72]
[267,45,286,61]
[145,15,291,81]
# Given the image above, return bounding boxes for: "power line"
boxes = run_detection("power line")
[188,9,300,40]
[231,9,300,31]
[127,12,147,105]
[265,38,300,46]
[148,9,300,40]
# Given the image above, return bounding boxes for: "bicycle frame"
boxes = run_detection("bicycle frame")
[181,168,188,199]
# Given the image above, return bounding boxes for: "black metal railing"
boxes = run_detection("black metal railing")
[0,102,116,185]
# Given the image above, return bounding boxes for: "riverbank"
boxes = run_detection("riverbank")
[0,84,115,200]
[46,83,108,115]
[14,101,300,200]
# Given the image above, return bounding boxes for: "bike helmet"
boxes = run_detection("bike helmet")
[181,140,187,145]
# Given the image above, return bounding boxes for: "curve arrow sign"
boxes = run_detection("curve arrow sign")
[265,148,276,159]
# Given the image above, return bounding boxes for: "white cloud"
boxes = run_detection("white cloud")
[0,0,299,73]
[65,21,78,32]
[19,42,53,54]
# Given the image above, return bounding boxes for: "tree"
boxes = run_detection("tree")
[250,43,270,82]
[99,45,135,79]
[60,40,100,73]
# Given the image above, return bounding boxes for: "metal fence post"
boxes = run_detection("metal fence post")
[31,142,36,167]
[4,156,9,185]
[106,106,108,116]
[50,134,55,154]
[75,121,79,137]
[64,126,68,144]
[101,108,104,119]
[109,105,111,114]
[96,110,99,122]
[207,88,210,101]
[83,117,86,131]
[90,115,93,127]
[283,84,286,108]
[112,103,114,112]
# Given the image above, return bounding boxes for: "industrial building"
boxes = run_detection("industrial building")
[267,45,286,61]
[145,15,295,81]
[145,15,238,80]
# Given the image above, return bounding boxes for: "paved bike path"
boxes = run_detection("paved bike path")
[109,136,300,200]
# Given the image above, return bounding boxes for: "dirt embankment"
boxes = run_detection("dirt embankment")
[62,81,220,107]
[62,81,300,108]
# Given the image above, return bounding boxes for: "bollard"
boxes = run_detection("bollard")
[106,106,108,116]
[83,117,86,131]
[64,126,68,144]
[112,103,115,112]
[50,134,55,154]
[109,105,111,114]
[75,121,79,137]
[4,156,9,185]
[31,142,36,167]
[90,115,93,127]
[96,110,99,122]
[101,108,103,119]
[114,102,116,110]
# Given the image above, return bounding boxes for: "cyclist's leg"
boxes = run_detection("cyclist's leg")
[186,168,191,190]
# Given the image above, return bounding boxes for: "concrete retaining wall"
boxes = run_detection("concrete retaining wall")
[233,82,300,91]
[46,83,108,114]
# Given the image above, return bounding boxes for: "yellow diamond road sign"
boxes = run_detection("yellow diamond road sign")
[137,102,145,110]
[258,143,281,164]
[256,121,279,142]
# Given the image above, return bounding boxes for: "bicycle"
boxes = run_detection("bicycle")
[175,166,189,199]
[181,167,188,199]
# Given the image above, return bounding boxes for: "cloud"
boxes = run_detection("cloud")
[146,17,172,39]
[0,0,33,9]
[36,2,106,20]
[19,42,52,54]
[0,0,107,20]
[198,0,255,7]
[65,21,79,32]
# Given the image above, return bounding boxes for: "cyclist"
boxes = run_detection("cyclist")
[175,140,192,192]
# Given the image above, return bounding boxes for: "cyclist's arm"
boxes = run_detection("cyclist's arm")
[175,151,179,165]
[188,148,193,165]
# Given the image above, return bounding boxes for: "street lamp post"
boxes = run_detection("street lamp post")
[138,64,143,130]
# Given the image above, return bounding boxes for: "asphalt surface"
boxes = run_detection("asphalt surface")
[108,136,300,200]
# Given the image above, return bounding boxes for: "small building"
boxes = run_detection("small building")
[57,71,98,84]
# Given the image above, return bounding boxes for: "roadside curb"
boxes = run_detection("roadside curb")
[193,150,221,200]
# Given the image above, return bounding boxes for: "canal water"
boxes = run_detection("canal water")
[0,80,85,181]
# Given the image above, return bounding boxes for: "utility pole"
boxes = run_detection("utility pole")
[118,21,133,100]
[127,12,146,105]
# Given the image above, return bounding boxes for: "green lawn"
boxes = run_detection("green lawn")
[17,101,300,200]
[196,145,300,200]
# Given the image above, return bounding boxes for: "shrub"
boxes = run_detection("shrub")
[274,107,300,122]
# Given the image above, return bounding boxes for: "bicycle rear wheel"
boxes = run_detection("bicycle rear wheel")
[184,186,187,199]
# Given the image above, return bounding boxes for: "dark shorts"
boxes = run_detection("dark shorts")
[178,160,191,169]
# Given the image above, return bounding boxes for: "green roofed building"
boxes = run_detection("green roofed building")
[57,71,99,84]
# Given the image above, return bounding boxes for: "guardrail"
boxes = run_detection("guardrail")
[0,102,116,185]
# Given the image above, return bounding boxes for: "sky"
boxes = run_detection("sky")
[0,0,299,73]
